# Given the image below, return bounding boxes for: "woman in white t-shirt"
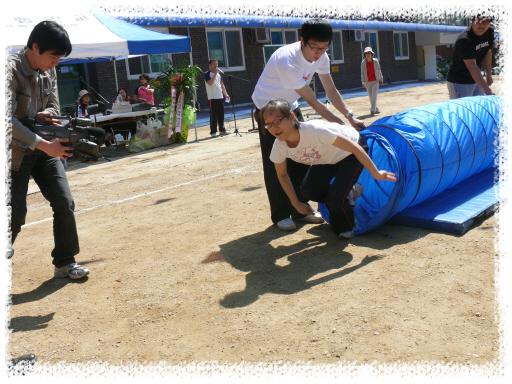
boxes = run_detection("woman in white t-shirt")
[262,98,397,238]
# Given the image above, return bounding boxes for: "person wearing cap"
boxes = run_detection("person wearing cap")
[360,47,384,114]
[77,89,92,117]
[446,15,495,98]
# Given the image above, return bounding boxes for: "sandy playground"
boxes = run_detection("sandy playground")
[6,80,505,372]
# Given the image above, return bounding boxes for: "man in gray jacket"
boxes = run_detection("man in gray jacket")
[7,21,89,279]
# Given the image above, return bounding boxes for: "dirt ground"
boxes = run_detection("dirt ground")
[6,80,504,372]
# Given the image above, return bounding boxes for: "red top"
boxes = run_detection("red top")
[366,60,377,82]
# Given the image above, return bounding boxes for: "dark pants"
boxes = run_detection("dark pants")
[9,152,80,267]
[255,107,311,224]
[209,98,226,134]
[300,135,369,235]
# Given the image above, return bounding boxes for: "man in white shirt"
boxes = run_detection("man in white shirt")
[204,59,231,137]
[252,18,365,231]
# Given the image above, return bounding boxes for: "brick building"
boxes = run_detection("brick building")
[60,14,467,113]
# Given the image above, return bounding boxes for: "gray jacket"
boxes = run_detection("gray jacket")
[360,58,383,84]
[8,49,60,171]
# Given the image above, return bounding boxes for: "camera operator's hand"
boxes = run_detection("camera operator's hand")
[36,138,73,160]
[35,112,60,125]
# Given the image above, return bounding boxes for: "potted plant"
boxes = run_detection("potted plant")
[152,59,202,143]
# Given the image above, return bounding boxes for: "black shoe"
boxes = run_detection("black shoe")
[7,354,38,375]
[6,248,14,259]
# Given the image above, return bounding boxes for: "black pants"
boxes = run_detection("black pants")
[9,152,80,267]
[209,98,226,134]
[255,106,311,224]
[301,135,369,235]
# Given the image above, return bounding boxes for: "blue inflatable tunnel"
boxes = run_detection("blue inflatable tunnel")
[318,95,503,235]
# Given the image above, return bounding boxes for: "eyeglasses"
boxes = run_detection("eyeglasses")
[307,42,329,53]
[264,115,286,130]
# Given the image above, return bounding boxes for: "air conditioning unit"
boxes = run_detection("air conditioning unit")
[251,28,271,43]
[349,29,365,42]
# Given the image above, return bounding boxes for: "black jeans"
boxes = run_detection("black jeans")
[301,135,369,235]
[209,98,226,134]
[255,106,311,224]
[9,151,80,267]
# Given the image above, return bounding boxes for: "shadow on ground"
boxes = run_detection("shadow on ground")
[8,313,56,333]
[214,224,386,308]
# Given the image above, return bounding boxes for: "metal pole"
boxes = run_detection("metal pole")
[113,58,119,91]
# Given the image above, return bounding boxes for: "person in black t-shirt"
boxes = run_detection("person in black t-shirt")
[446,15,495,99]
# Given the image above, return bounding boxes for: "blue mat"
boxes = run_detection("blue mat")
[388,168,499,234]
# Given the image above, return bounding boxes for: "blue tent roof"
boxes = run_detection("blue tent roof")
[94,12,191,55]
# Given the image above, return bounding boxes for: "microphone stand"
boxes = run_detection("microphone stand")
[79,77,111,106]
[221,71,250,137]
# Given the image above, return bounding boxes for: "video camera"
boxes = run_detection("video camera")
[21,104,107,163]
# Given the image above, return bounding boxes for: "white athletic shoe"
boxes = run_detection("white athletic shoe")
[277,218,296,231]
[219,130,232,135]
[54,263,90,279]
[347,183,363,208]
[298,211,324,223]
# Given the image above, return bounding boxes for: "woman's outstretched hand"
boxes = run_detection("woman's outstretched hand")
[376,171,397,182]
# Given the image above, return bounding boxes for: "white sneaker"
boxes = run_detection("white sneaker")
[276,218,296,231]
[54,263,90,279]
[219,130,232,135]
[347,183,363,208]
[211,132,218,137]
[298,211,324,223]
[338,218,359,239]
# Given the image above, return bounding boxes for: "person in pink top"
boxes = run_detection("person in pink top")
[360,47,384,114]
[136,73,155,105]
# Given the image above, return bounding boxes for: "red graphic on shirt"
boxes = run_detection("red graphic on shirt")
[303,74,310,81]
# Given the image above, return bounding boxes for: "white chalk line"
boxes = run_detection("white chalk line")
[22,165,259,228]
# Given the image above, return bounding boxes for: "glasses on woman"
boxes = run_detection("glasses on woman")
[307,42,329,53]
[264,115,286,130]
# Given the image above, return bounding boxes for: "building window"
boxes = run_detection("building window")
[363,32,379,59]
[270,30,298,45]
[206,29,245,71]
[329,30,344,63]
[394,32,409,60]
[126,27,171,80]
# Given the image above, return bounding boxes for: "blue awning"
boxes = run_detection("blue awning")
[167,14,205,27]
[94,12,191,55]
[130,14,169,27]
[203,14,236,27]
[363,21,381,30]
[234,15,264,27]
[105,12,470,35]
[415,24,430,32]
[375,22,395,31]
[346,20,365,29]
[287,17,310,28]
[262,16,288,28]
[404,23,419,31]
[329,19,350,29]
